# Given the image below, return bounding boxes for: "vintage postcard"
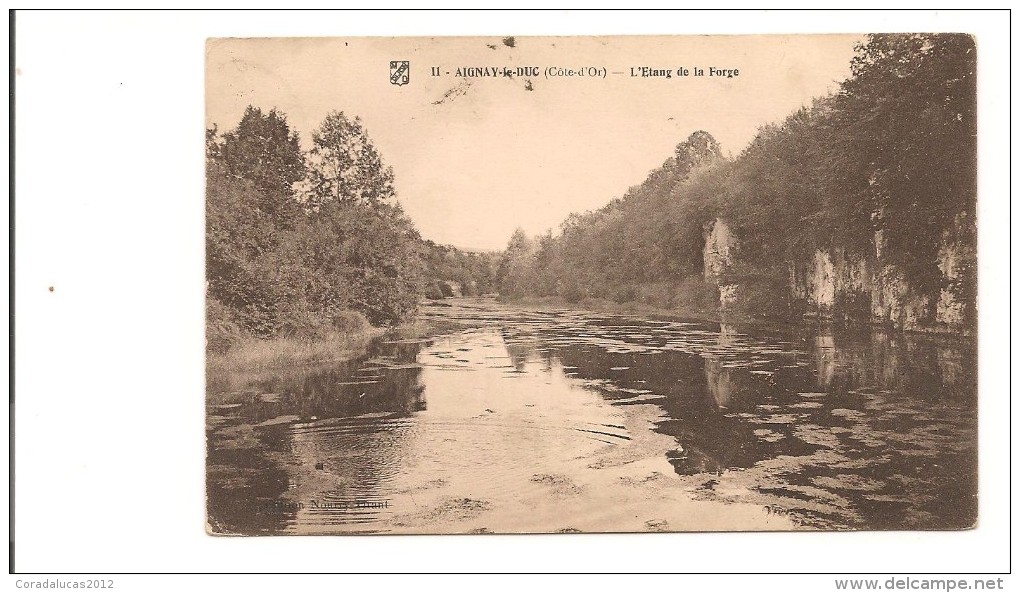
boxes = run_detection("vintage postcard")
[205,34,977,535]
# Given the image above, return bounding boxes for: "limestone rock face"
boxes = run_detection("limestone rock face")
[702,215,974,333]
[702,219,741,310]
[703,218,737,280]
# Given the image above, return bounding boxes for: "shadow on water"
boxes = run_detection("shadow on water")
[206,337,429,534]
[207,298,977,533]
[435,301,976,530]
[526,315,976,530]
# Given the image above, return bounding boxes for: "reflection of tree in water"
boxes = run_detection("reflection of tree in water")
[209,307,978,532]
[207,337,429,533]
[503,338,534,371]
[793,328,977,528]
[533,317,974,522]
[546,340,778,475]
[244,340,428,420]
[508,313,973,528]
[497,324,554,369]
[207,433,293,534]
[936,346,966,387]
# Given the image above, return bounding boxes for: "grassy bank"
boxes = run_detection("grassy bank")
[206,327,385,375]
[204,311,451,400]
[206,306,390,375]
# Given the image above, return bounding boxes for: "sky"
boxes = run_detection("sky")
[206,35,860,250]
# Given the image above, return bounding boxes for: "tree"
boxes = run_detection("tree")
[295,110,424,325]
[299,199,424,325]
[206,159,299,337]
[497,229,537,297]
[218,106,306,220]
[205,125,220,158]
[833,33,977,299]
[306,111,396,208]
[674,130,724,177]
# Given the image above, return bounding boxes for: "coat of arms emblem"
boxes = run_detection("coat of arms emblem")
[389,61,410,86]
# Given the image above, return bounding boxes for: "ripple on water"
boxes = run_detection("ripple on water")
[209,298,977,533]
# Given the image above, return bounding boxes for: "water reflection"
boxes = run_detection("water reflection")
[207,298,977,533]
[421,300,976,530]
[207,338,429,533]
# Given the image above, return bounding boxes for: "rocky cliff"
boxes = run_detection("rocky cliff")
[702,216,975,334]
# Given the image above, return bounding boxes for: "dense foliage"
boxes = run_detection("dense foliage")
[496,34,977,325]
[420,241,500,299]
[206,107,488,352]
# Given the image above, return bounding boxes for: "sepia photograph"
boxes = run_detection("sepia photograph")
[12,6,1014,584]
[204,33,979,536]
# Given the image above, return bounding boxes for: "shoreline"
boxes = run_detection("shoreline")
[205,318,455,401]
[492,295,975,342]
[206,327,385,375]
[206,293,974,401]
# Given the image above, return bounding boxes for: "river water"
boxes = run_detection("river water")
[206,298,977,534]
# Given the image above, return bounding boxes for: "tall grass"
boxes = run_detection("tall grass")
[206,327,383,375]
[206,307,383,389]
[205,327,385,400]
[204,306,446,400]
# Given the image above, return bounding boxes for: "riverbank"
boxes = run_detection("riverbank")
[207,328,383,375]
[207,296,976,532]
[496,294,975,340]
[205,318,446,400]
[496,294,797,333]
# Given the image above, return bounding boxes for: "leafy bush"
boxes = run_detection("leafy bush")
[611,285,637,304]
[556,276,586,304]
[635,282,675,309]
[672,278,719,313]
[424,282,445,300]
[207,106,433,340]
[331,310,371,335]
[206,297,245,354]
[438,281,456,297]
[276,310,334,342]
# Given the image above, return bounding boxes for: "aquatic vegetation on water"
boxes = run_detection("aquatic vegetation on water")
[207,298,976,534]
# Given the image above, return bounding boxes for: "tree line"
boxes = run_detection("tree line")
[206,107,496,353]
[495,34,977,326]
